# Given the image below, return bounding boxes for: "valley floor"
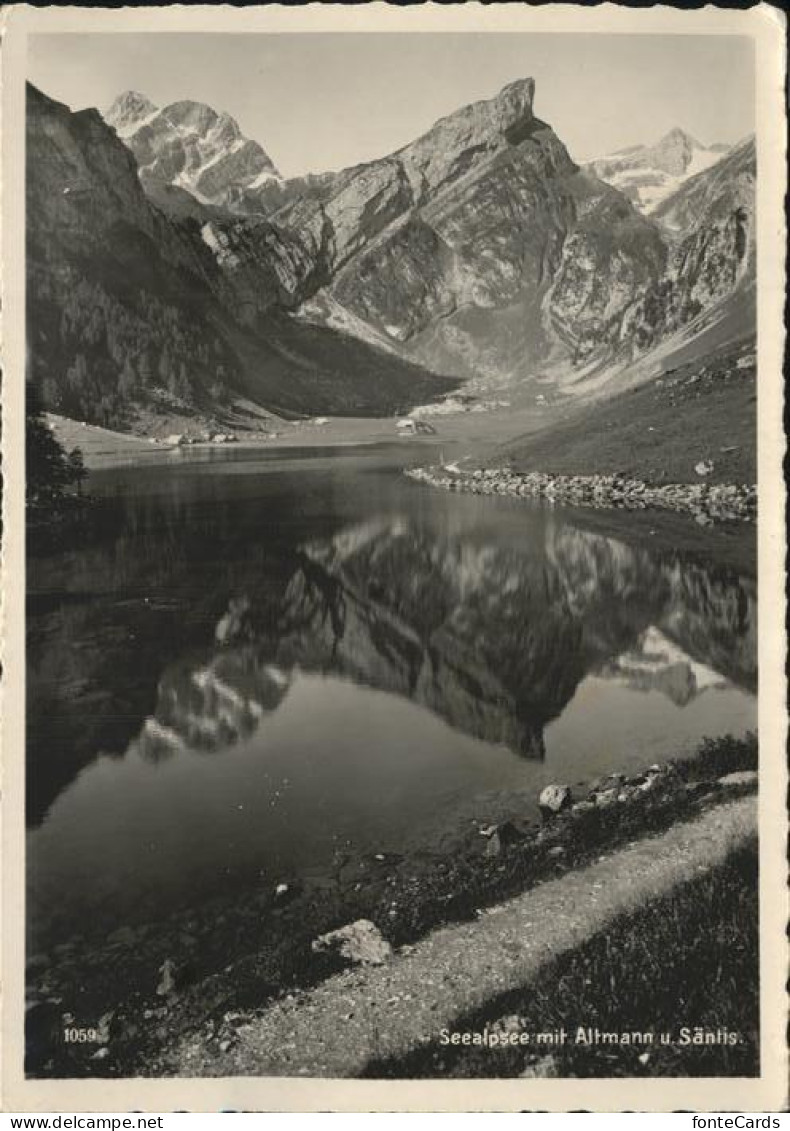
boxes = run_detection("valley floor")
[45,333,756,490]
[43,411,536,471]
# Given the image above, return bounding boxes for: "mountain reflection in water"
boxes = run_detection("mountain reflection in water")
[129,519,755,769]
[26,454,756,942]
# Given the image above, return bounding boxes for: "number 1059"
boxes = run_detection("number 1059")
[63,1027,98,1043]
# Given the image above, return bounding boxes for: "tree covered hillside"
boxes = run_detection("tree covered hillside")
[28,266,235,430]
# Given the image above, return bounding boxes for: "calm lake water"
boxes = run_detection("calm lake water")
[27,445,756,952]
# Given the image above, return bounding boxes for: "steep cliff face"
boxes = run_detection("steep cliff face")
[318,113,587,379]
[27,83,456,423]
[618,139,755,356]
[651,136,755,238]
[27,84,204,275]
[104,92,281,208]
[170,79,745,385]
[193,79,670,383]
[31,75,756,423]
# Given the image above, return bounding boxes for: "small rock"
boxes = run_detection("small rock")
[538,783,573,818]
[718,770,758,788]
[485,832,502,858]
[312,919,392,966]
[571,801,596,816]
[520,1053,560,1078]
[498,819,526,845]
[491,1014,523,1036]
[367,851,403,867]
[695,460,714,477]
[90,1047,110,1061]
[590,773,625,792]
[275,883,289,898]
[215,596,251,645]
[156,958,178,997]
[547,846,566,859]
[96,1010,115,1045]
[592,788,620,809]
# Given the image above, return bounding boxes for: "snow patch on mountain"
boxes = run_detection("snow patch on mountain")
[586,129,731,215]
[104,90,281,208]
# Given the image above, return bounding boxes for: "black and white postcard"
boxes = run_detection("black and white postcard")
[1,2,787,1113]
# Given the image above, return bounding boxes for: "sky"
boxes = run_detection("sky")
[28,33,754,177]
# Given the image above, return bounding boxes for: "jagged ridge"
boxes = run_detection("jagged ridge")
[26,83,457,425]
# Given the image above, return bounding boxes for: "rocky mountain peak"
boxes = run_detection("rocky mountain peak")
[493,76,537,126]
[102,91,281,206]
[661,126,702,147]
[161,99,225,136]
[105,90,159,136]
[387,75,546,204]
[586,125,732,214]
[651,127,704,174]
[410,75,536,153]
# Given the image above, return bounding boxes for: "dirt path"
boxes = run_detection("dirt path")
[169,795,756,1078]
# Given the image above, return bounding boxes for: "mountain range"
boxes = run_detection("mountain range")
[26,78,756,428]
[585,128,731,214]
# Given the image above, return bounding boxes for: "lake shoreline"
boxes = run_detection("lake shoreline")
[175,798,758,1080]
[25,733,757,1079]
[406,465,757,525]
[24,437,758,1081]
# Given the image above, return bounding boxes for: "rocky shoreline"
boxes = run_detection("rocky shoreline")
[26,733,757,1078]
[406,466,757,524]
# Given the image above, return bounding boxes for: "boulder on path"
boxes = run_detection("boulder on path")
[312,919,392,966]
[538,783,573,818]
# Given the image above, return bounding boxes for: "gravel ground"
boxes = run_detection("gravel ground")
[168,795,756,1078]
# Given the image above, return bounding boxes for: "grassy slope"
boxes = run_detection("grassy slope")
[369,841,758,1078]
[492,334,756,485]
[234,310,459,418]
